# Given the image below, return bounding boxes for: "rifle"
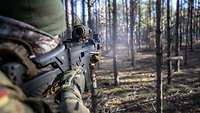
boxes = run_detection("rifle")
[22,24,100,97]
[0,15,100,113]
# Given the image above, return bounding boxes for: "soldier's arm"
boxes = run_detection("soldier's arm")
[0,71,35,113]
[60,67,90,113]
[62,89,90,113]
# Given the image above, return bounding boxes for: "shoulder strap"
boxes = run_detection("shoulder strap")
[0,42,37,78]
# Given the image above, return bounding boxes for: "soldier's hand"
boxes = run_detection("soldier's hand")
[90,53,100,64]
[62,66,85,94]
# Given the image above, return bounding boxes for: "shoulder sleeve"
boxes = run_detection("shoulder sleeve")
[0,87,35,113]
[0,72,34,113]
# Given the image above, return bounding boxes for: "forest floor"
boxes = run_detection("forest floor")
[84,41,200,113]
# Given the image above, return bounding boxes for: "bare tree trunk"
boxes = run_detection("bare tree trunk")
[122,0,125,22]
[148,0,152,48]
[64,0,73,39]
[82,0,86,25]
[87,0,93,30]
[64,0,70,31]
[185,0,191,65]
[112,0,119,86]
[89,63,97,113]
[108,0,112,50]
[179,0,183,48]
[71,0,74,27]
[94,1,98,33]
[197,0,200,41]
[189,0,194,51]
[198,0,200,40]
[105,0,108,51]
[156,0,163,113]
[74,0,77,14]
[194,0,198,41]
[138,1,141,49]
[167,0,172,84]
[125,0,130,56]
[175,0,180,72]
[130,0,136,67]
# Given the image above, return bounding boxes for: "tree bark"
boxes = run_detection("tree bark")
[112,0,119,86]
[105,0,108,51]
[198,0,200,40]
[138,1,141,49]
[147,0,152,48]
[167,0,172,84]
[82,0,86,25]
[189,0,194,51]
[130,0,136,67]
[71,0,74,27]
[64,0,72,39]
[185,0,191,65]
[125,0,130,56]
[156,0,163,113]
[108,0,112,49]
[87,0,93,30]
[179,0,183,48]
[175,0,180,72]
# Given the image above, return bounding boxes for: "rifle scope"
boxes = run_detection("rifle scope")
[72,25,91,41]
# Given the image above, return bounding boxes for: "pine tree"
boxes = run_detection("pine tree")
[167,0,172,84]
[175,0,180,71]
[112,0,119,86]
[156,0,163,112]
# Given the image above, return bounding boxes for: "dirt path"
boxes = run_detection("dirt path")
[86,42,200,113]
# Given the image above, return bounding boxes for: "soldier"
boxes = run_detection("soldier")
[0,0,90,113]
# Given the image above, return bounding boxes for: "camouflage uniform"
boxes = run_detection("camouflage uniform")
[0,69,89,113]
[0,0,90,113]
[0,71,35,113]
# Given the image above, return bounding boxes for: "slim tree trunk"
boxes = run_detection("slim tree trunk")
[197,0,200,41]
[190,0,194,51]
[112,0,119,86]
[147,0,152,48]
[167,0,172,84]
[194,0,198,41]
[88,0,93,30]
[179,0,183,48]
[94,1,98,33]
[87,2,97,112]
[130,0,136,67]
[108,0,112,49]
[122,0,125,22]
[156,0,163,113]
[185,0,191,65]
[74,0,77,14]
[162,0,165,31]
[198,0,200,40]
[89,64,97,113]
[82,0,86,25]
[64,0,72,39]
[175,0,180,72]
[105,0,108,51]
[64,0,70,31]
[138,1,141,49]
[71,0,74,27]
[125,0,130,56]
